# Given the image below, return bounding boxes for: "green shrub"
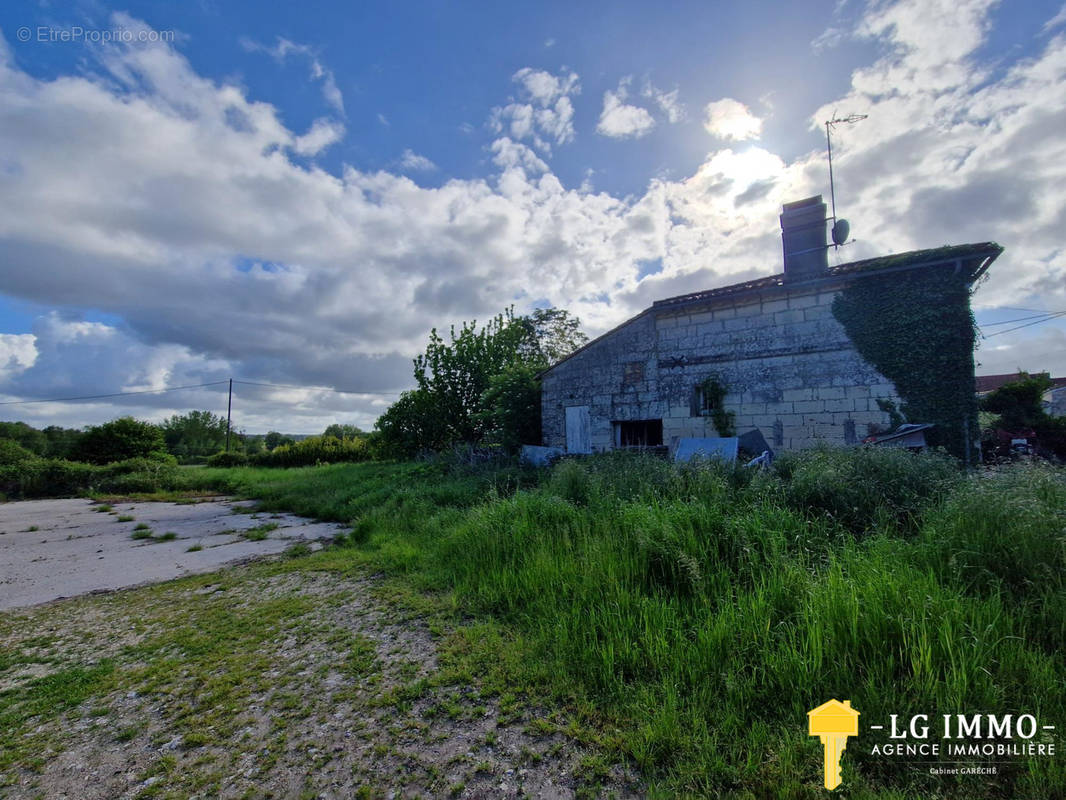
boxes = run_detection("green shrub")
[206,451,249,468]
[72,417,171,465]
[249,435,370,468]
[0,439,39,466]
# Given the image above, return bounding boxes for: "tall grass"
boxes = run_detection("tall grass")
[267,451,1061,798]
[6,444,1062,796]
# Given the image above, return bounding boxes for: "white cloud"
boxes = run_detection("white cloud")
[490,137,549,173]
[292,117,345,156]
[241,35,345,115]
[489,67,580,153]
[597,77,656,139]
[1044,4,1066,34]
[2,5,1066,429]
[643,81,685,123]
[0,333,37,379]
[703,98,763,141]
[399,149,437,172]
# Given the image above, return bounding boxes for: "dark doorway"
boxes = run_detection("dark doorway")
[614,419,663,448]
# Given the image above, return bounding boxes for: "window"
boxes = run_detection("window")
[623,361,644,387]
[614,419,663,448]
[691,379,724,417]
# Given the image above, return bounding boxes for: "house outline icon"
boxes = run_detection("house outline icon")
[808,699,860,733]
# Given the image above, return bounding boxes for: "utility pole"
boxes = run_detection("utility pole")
[225,378,233,452]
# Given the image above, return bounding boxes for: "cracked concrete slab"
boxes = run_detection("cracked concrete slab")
[0,498,348,610]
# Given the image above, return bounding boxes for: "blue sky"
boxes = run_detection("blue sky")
[1,0,1065,432]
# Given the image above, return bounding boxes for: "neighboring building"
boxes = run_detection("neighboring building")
[976,372,1066,417]
[540,196,1002,460]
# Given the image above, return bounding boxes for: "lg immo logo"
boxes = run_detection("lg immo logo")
[808,699,1058,791]
[808,699,859,790]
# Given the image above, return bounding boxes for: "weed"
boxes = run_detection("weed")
[133,522,151,531]
[186,544,203,553]
[241,522,279,541]
[284,542,312,558]
[95,504,113,513]
[117,515,135,522]
[158,532,177,541]
[131,529,153,540]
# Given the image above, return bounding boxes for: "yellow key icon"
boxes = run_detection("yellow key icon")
[808,699,860,790]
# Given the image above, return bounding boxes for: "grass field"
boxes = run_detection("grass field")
[2,449,1064,798]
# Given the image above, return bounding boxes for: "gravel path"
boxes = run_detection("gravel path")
[0,498,346,610]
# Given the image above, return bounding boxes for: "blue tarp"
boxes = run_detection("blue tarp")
[674,437,739,463]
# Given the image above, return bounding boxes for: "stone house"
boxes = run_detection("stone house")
[540,196,1002,459]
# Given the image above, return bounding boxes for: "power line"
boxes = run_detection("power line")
[0,378,405,407]
[980,312,1063,327]
[233,380,403,396]
[0,380,230,407]
[996,306,1066,314]
[984,311,1066,337]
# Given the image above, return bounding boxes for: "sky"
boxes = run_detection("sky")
[0,0,1065,434]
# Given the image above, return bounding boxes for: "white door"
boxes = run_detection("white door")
[565,406,592,454]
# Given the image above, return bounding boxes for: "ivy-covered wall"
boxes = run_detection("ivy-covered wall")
[831,269,980,463]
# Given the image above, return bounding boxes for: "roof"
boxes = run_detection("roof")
[863,423,935,445]
[975,372,1066,394]
[807,699,859,718]
[541,241,1003,376]
[653,242,1002,310]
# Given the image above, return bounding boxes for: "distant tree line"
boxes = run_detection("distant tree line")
[0,305,586,470]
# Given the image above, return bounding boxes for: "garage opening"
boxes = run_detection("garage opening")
[614,419,663,448]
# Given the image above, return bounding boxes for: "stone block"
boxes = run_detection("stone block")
[783,388,813,402]
[788,294,820,309]
[764,401,794,415]
[823,399,852,413]
[774,309,806,325]
[723,317,753,332]
[794,400,824,414]
[761,298,789,313]
[816,387,846,400]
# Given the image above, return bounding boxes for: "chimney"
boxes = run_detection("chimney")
[780,195,829,281]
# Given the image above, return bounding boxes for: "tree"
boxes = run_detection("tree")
[377,306,588,455]
[981,372,1066,458]
[477,363,542,453]
[518,307,589,365]
[374,389,448,457]
[0,421,48,455]
[322,423,364,440]
[264,431,294,451]
[980,372,1051,430]
[161,410,229,458]
[72,417,170,465]
[42,425,84,459]
[413,310,533,446]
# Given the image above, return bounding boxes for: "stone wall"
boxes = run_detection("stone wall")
[541,282,902,452]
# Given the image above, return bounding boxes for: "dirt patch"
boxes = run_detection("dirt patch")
[0,567,643,798]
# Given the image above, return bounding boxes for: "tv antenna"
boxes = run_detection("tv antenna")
[825,112,867,246]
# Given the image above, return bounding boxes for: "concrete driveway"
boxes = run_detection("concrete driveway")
[0,498,348,610]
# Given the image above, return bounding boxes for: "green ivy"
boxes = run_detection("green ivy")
[698,375,736,437]
[831,270,980,463]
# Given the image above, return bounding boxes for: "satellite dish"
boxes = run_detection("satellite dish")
[832,218,850,246]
